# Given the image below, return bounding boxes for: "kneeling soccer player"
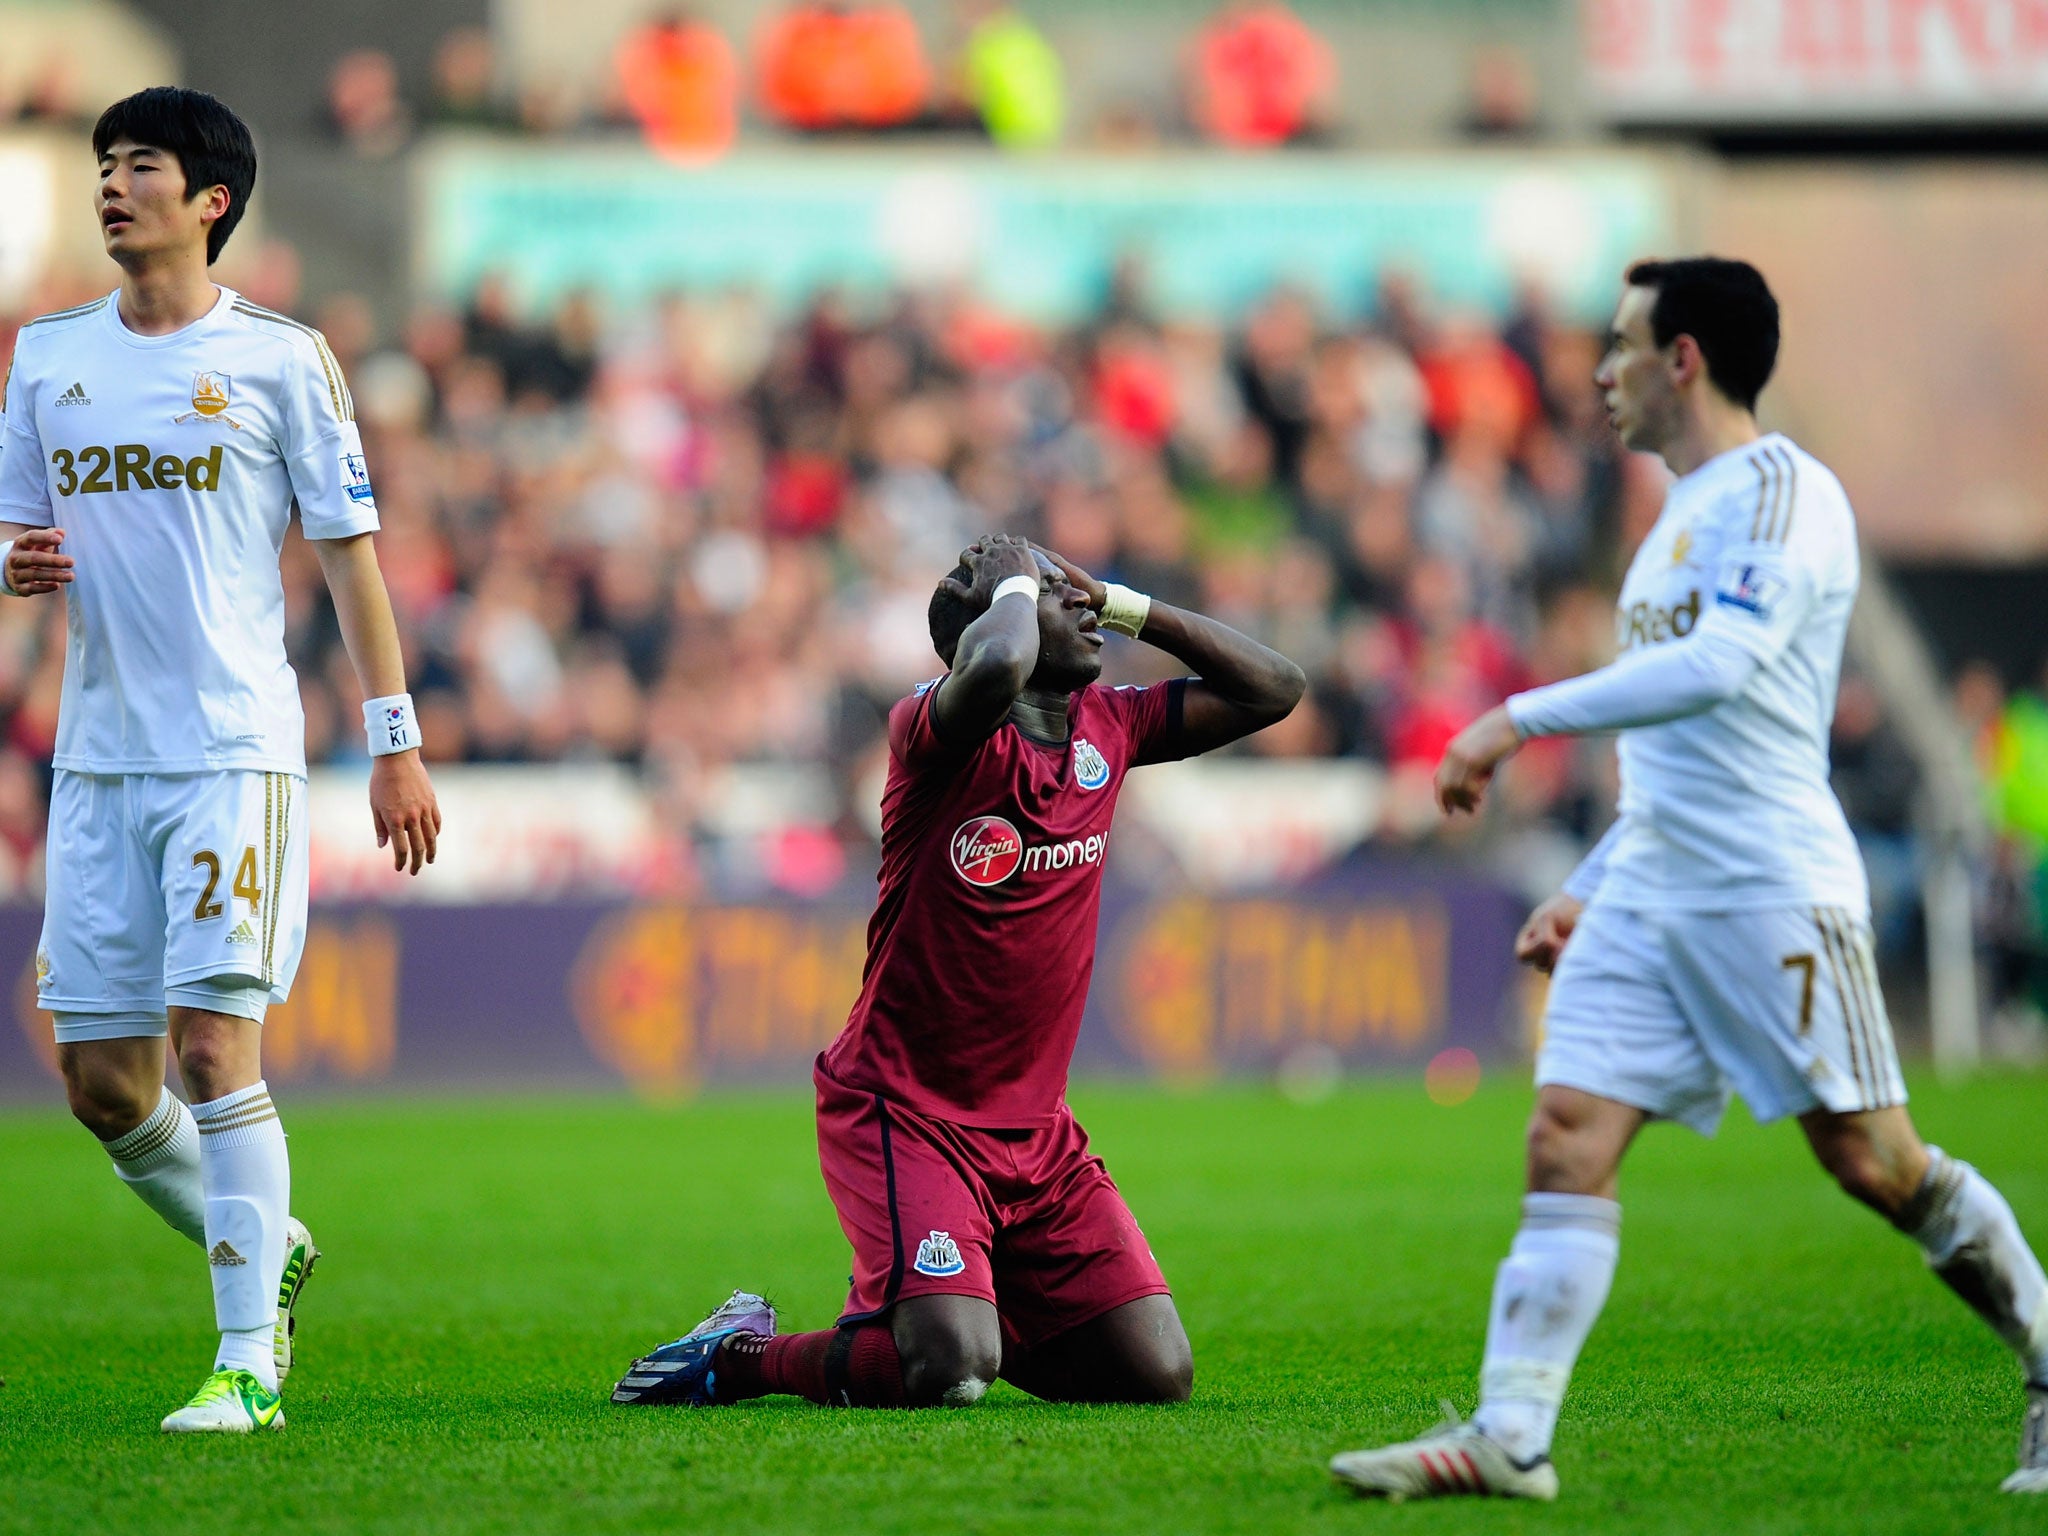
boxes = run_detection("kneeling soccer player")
[1329,258,2047,1500]
[613,533,1304,1408]
[0,88,440,1433]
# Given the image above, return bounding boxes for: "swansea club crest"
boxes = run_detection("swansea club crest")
[175,370,245,430]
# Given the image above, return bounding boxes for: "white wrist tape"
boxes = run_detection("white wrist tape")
[0,540,16,597]
[363,693,421,756]
[990,574,1040,609]
[1099,582,1152,638]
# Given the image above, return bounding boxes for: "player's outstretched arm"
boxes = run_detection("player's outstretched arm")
[311,532,442,876]
[930,533,1044,746]
[1435,611,1771,815]
[1039,549,1305,755]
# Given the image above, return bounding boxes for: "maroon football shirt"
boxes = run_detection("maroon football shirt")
[821,677,1190,1127]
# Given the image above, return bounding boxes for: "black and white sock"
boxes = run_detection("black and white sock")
[1896,1146,2048,1386]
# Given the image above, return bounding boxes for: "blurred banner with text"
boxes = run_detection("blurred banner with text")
[0,870,1530,1102]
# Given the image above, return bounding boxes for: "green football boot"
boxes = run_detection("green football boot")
[160,1368,285,1434]
[275,1218,320,1382]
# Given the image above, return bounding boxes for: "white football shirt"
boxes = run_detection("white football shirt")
[0,286,379,775]
[1526,432,1869,914]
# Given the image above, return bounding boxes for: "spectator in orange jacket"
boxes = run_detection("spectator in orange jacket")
[616,9,739,160]
[756,1,931,131]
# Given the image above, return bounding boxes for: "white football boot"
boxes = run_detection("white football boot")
[160,1368,285,1433]
[1331,1405,1559,1502]
[2004,1383,2048,1494]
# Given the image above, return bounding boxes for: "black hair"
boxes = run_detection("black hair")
[1625,256,1779,412]
[92,87,257,264]
[928,562,978,665]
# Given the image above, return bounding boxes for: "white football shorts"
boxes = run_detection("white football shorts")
[39,770,309,1042]
[1536,901,1906,1135]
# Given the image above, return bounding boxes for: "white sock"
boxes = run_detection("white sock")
[215,1325,276,1383]
[101,1089,205,1245]
[1471,1192,1622,1464]
[192,1081,288,1394]
[1898,1147,2048,1385]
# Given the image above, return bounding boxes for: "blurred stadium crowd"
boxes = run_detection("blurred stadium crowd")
[6,256,2042,1001]
[1,2,2043,1026]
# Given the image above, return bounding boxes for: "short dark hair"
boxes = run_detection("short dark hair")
[1624,256,1779,412]
[92,87,257,264]
[928,563,977,665]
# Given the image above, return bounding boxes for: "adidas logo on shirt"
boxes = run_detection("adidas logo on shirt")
[208,1241,247,1267]
[54,382,91,406]
[228,919,258,945]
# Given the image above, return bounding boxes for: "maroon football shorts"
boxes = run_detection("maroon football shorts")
[814,1063,1172,1351]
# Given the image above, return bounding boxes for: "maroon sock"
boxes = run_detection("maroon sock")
[715,1325,905,1407]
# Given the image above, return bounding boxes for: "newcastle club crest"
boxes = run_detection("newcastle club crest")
[914,1230,966,1277]
[1072,737,1110,790]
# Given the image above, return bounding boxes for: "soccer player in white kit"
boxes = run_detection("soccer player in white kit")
[0,88,441,1433]
[1329,258,2048,1500]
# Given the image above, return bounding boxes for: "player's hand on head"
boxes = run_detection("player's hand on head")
[7,527,74,596]
[960,533,1039,606]
[1514,892,1584,974]
[1032,544,1106,611]
[369,751,442,876]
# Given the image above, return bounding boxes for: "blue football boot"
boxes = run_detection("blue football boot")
[610,1290,776,1405]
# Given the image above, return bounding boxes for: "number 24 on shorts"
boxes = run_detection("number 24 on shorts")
[191,847,263,921]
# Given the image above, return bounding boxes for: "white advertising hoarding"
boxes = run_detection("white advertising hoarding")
[1587,0,2048,121]
[309,759,1388,902]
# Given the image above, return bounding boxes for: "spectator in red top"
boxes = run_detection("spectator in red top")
[1093,325,1178,449]
[616,8,739,161]
[1416,314,1540,445]
[1185,2,1337,148]
[757,1,931,131]
[1386,556,1528,767]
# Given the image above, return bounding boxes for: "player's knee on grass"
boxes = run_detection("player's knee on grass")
[1122,1329,1194,1404]
[893,1299,1003,1407]
[1099,1295,1194,1403]
[1005,1297,1195,1404]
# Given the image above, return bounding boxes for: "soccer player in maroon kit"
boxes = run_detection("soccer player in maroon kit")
[612,532,1305,1409]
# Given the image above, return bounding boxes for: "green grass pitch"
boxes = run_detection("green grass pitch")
[3,1073,2044,1535]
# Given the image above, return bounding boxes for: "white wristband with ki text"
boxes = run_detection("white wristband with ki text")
[363,693,421,756]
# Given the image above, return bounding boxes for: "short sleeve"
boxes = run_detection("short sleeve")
[888,678,965,774]
[1108,678,1192,766]
[281,332,379,540]
[0,353,54,526]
